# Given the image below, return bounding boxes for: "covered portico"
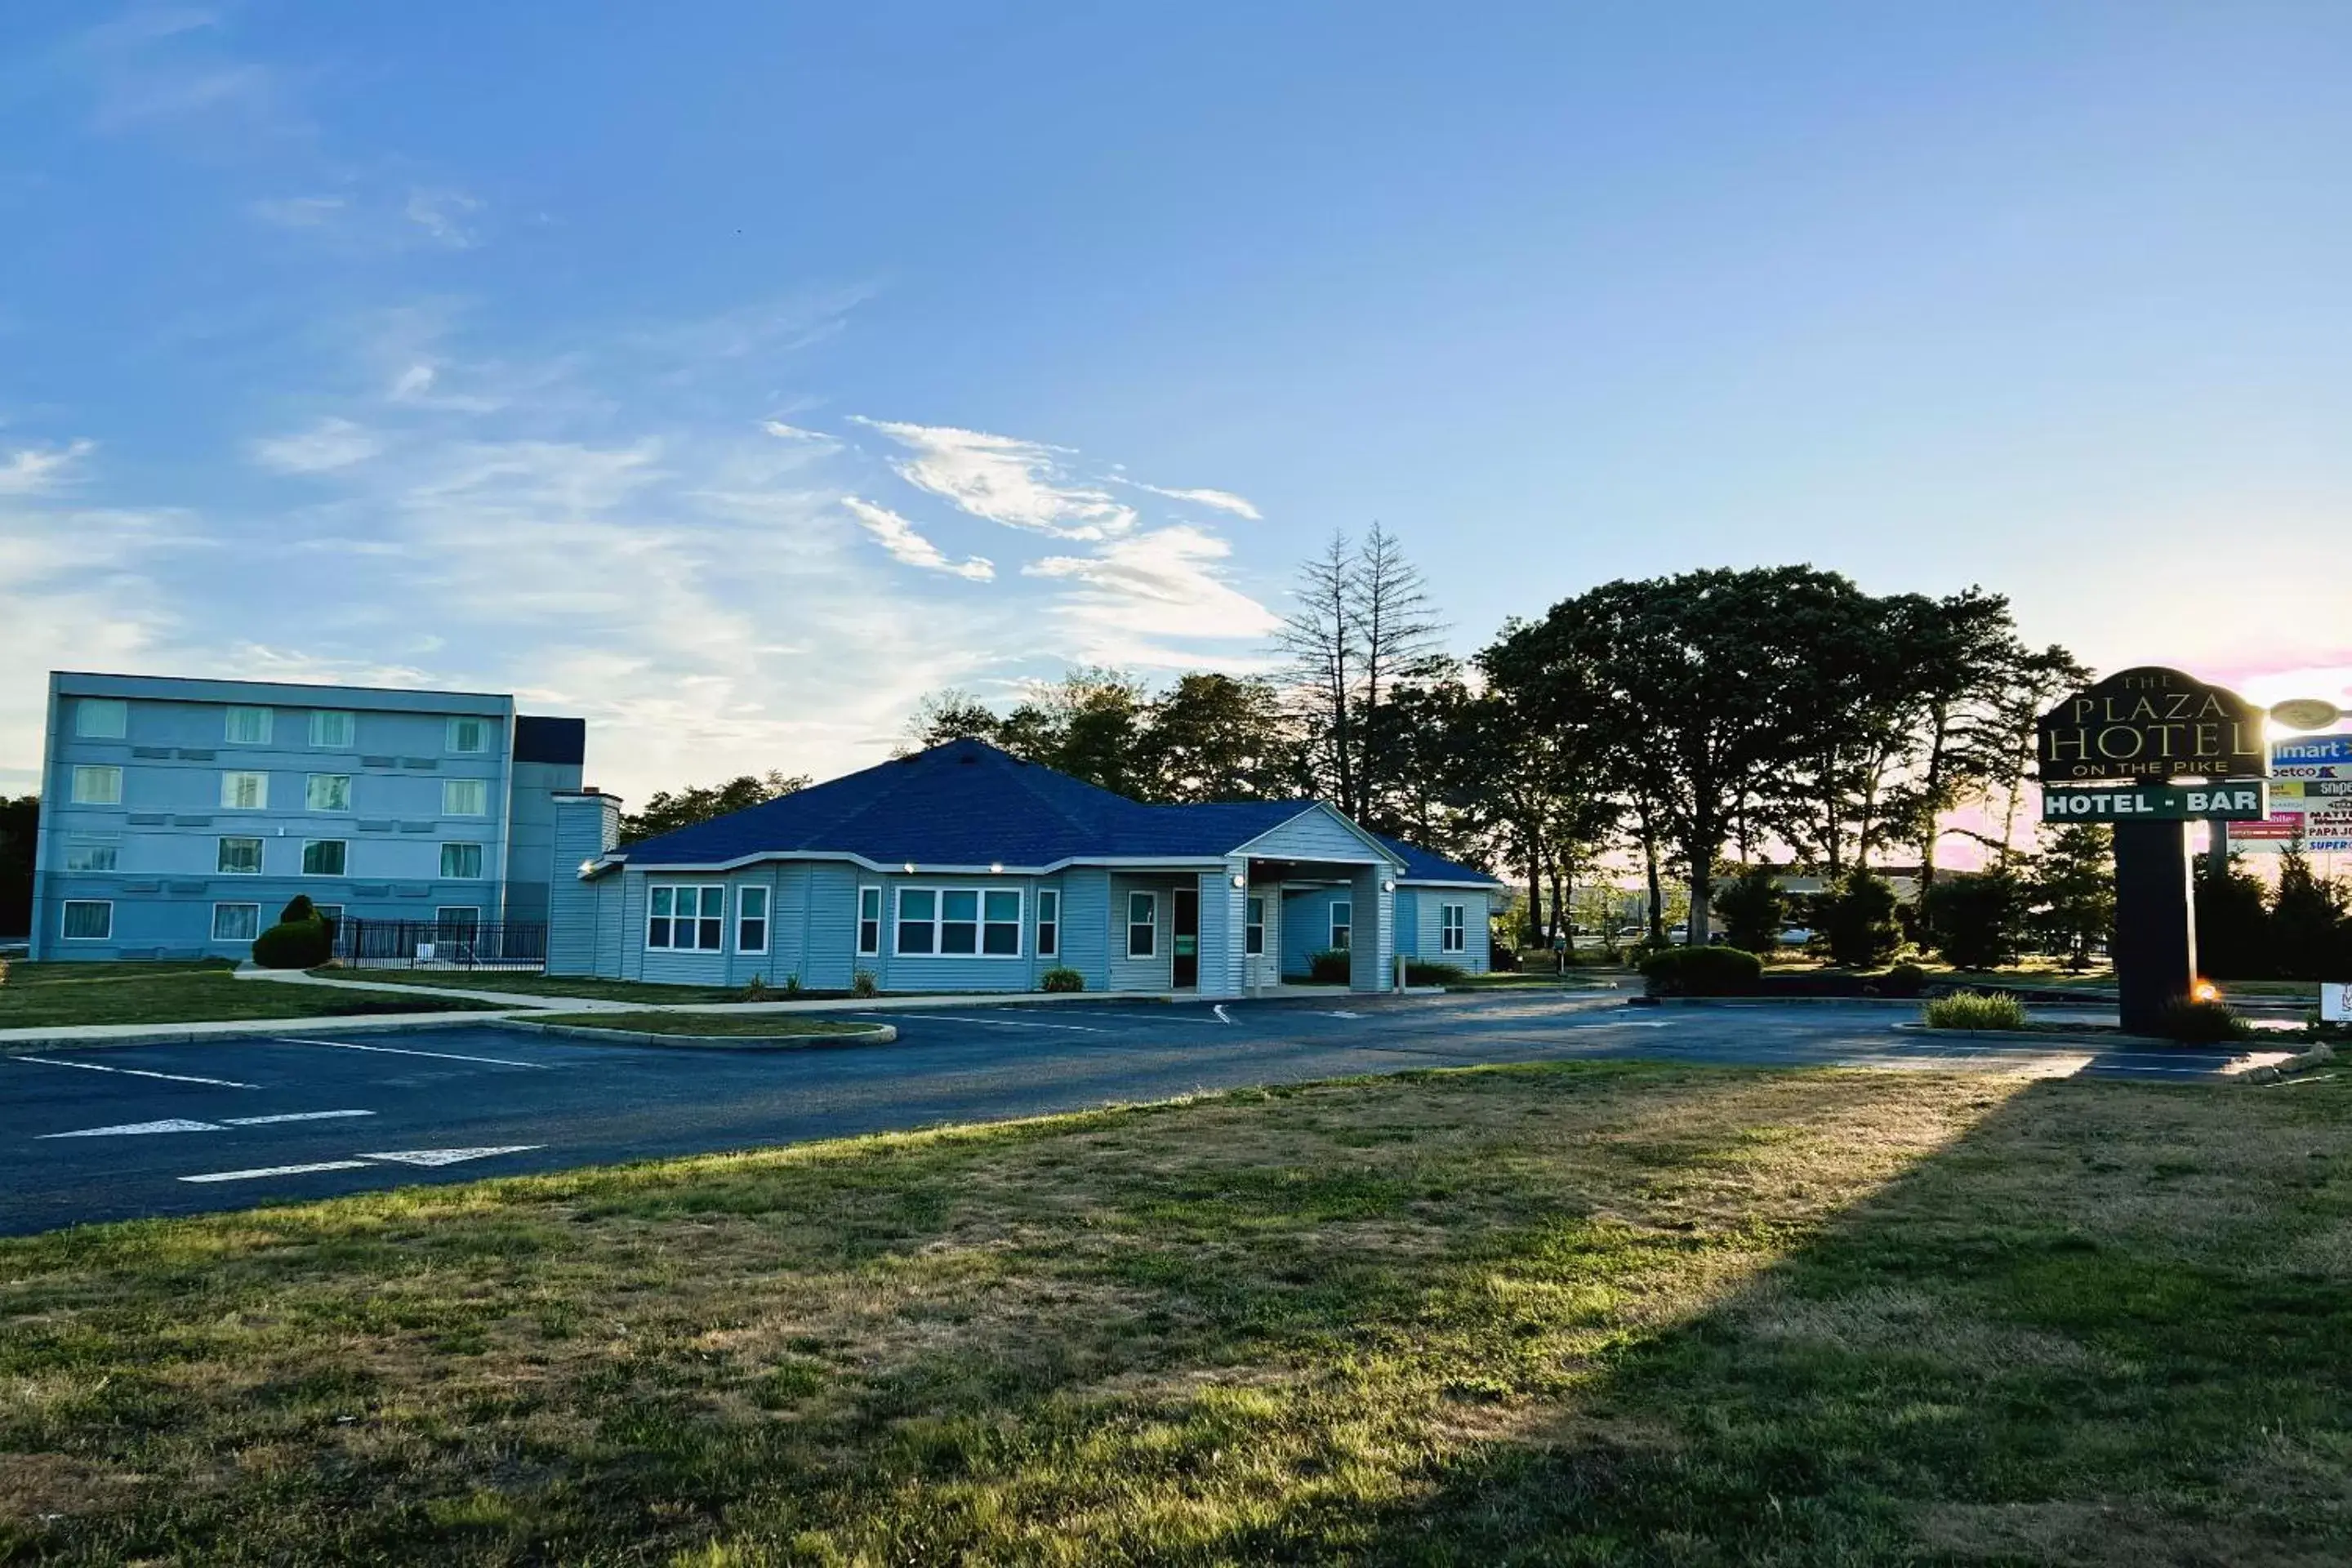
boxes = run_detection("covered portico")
[1191,806,1405,999]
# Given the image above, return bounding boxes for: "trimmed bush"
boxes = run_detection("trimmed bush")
[278,893,318,925]
[2153,998,2251,1044]
[1714,866,1786,956]
[1922,990,2029,1031]
[1488,944,1521,973]
[850,969,879,999]
[1040,967,1085,993]
[1405,960,1467,986]
[1921,871,2027,971]
[1307,949,1352,984]
[252,918,332,970]
[1878,962,1928,999]
[1818,871,1902,969]
[1638,946,1763,997]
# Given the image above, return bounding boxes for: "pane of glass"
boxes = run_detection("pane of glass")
[78,699,127,739]
[217,839,261,874]
[1129,892,1153,924]
[982,890,1019,922]
[942,890,978,922]
[1129,924,1152,958]
[310,710,353,747]
[900,889,935,921]
[741,920,766,951]
[648,917,670,948]
[651,887,673,916]
[1038,924,1057,956]
[73,766,121,804]
[700,888,726,917]
[63,902,111,939]
[899,920,935,955]
[225,706,271,744]
[307,775,350,810]
[213,905,259,941]
[698,918,723,950]
[941,920,978,955]
[982,924,1018,956]
[860,888,881,920]
[303,841,346,875]
[859,920,880,954]
[741,887,768,917]
[1039,891,1058,920]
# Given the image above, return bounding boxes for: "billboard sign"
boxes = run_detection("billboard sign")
[2041,782,2268,822]
[2274,735,2352,768]
[2037,667,2265,782]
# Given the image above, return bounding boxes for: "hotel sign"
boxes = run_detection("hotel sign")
[2040,782,2268,822]
[2036,666,2265,782]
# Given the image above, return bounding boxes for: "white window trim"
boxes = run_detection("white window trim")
[308,710,355,748]
[446,715,492,755]
[1330,900,1353,951]
[856,885,883,956]
[305,773,353,813]
[60,900,113,941]
[301,840,349,877]
[439,841,485,880]
[442,777,490,817]
[1245,895,1266,957]
[223,706,274,746]
[435,905,483,933]
[70,765,122,806]
[220,770,270,811]
[1441,902,1467,954]
[216,836,265,876]
[1127,891,1157,960]
[646,884,726,951]
[76,698,127,740]
[737,885,770,956]
[893,884,1024,959]
[64,840,120,874]
[211,902,262,943]
[1036,889,1060,958]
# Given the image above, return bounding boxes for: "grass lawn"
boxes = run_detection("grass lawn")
[0,962,506,1031]
[313,969,771,1004]
[528,1011,890,1037]
[4,1063,2348,1565]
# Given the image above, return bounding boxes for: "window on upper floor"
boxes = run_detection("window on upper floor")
[447,716,492,755]
[61,901,112,941]
[306,773,352,812]
[216,837,263,875]
[220,771,268,810]
[64,840,118,873]
[442,777,488,816]
[70,765,122,805]
[302,840,347,876]
[308,710,354,748]
[224,706,273,746]
[75,698,127,739]
[439,842,483,880]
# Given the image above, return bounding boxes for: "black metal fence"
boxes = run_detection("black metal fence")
[335,917,547,972]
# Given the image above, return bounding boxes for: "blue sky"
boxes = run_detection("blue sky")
[4,2,2350,798]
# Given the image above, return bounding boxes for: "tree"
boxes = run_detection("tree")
[1817,869,1901,968]
[621,771,810,844]
[2194,853,2272,980]
[0,794,36,939]
[1138,673,1301,803]
[2271,844,2350,981]
[902,690,1005,749]
[1275,524,1445,822]
[1714,865,1786,956]
[2029,823,2114,970]
[1920,868,2027,970]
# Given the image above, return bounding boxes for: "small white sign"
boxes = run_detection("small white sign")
[2323,983,2352,1023]
[413,942,436,960]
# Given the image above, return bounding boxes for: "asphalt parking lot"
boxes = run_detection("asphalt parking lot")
[0,991,2253,1235]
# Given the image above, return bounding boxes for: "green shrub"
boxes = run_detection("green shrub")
[850,969,879,999]
[278,893,318,925]
[1714,866,1786,956]
[1405,960,1467,986]
[2152,998,2251,1044]
[1921,871,2026,970]
[779,973,804,997]
[1307,949,1352,984]
[1878,961,1928,998]
[1638,946,1763,997]
[1040,967,1085,993]
[1819,871,1902,968]
[1922,990,2029,1031]
[740,973,772,1000]
[251,919,332,969]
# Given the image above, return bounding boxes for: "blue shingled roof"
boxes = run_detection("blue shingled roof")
[610,737,1499,884]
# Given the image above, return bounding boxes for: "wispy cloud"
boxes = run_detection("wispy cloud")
[853,418,1138,540]
[1022,523,1280,664]
[403,188,481,248]
[248,194,345,229]
[1113,477,1263,520]
[249,417,379,474]
[843,497,995,581]
[0,439,96,496]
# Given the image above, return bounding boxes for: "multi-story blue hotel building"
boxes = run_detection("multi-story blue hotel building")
[27,672,585,961]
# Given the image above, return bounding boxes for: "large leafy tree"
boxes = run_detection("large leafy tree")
[1138,673,1302,804]
[0,793,36,939]
[619,771,809,844]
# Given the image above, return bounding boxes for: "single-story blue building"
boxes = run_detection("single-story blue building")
[550,738,1499,996]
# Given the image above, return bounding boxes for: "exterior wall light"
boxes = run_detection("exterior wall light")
[903,862,915,875]
[991,862,1004,874]
[1230,873,1248,889]
[578,859,595,875]
[1380,879,1396,893]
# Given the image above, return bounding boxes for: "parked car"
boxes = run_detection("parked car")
[1777,926,1814,946]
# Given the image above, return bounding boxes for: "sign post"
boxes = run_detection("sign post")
[2036,666,2267,1036]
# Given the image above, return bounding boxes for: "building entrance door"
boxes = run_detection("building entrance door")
[1172,887,1199,989]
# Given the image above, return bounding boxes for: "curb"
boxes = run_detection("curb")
[0,1011,517,1054]
[489,1018,900,1052]
[1890,1022,2174,1048]
[1639,996,1985,1009]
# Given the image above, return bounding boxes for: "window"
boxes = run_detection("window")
[216,837,263,875]
[737,886,769,954]
[308,710,354,748]
[983,890,1022,956]
[314,904,345,929]
[70,765,122,805]
[306,773,353,812]
[447,716,492,754]
[1036,889,1059,958]
[1127,891,1156,959]
[302,840,348,876]
[64,840,118,873]
[940,890,979,954]
[1245,896,1266,956]
[212,903,261,942]
[858,886,882,956]
[1330,900,1352,951]
[220,771,269,810]
[76,698,127,739]
[896,888,937,954]
[648,885,724,950]
[60,900,112,940]
[223,706,273,745]
[1441,902,1467,954]
[439,842,483,879]
[442,777,488,816]
[436,906,481,942]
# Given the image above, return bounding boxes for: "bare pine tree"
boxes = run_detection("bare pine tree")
[1351,523,1446,818]
[1275,530,1360,816]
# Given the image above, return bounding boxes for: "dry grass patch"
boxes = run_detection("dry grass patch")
[2,1062,2349,1565]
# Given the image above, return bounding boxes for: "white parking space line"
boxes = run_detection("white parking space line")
[862,1013,1110,1033]
[270,1036,550,1069]
[1031,1011,1231,1027]
[38,1118,224,1139]
[9,1056,256,1088]
[222,1110,376,1126]
[355,1146,542,1166]
[180,1161,373,1183]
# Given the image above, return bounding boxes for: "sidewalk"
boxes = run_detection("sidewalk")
[236,968,1202,1014]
